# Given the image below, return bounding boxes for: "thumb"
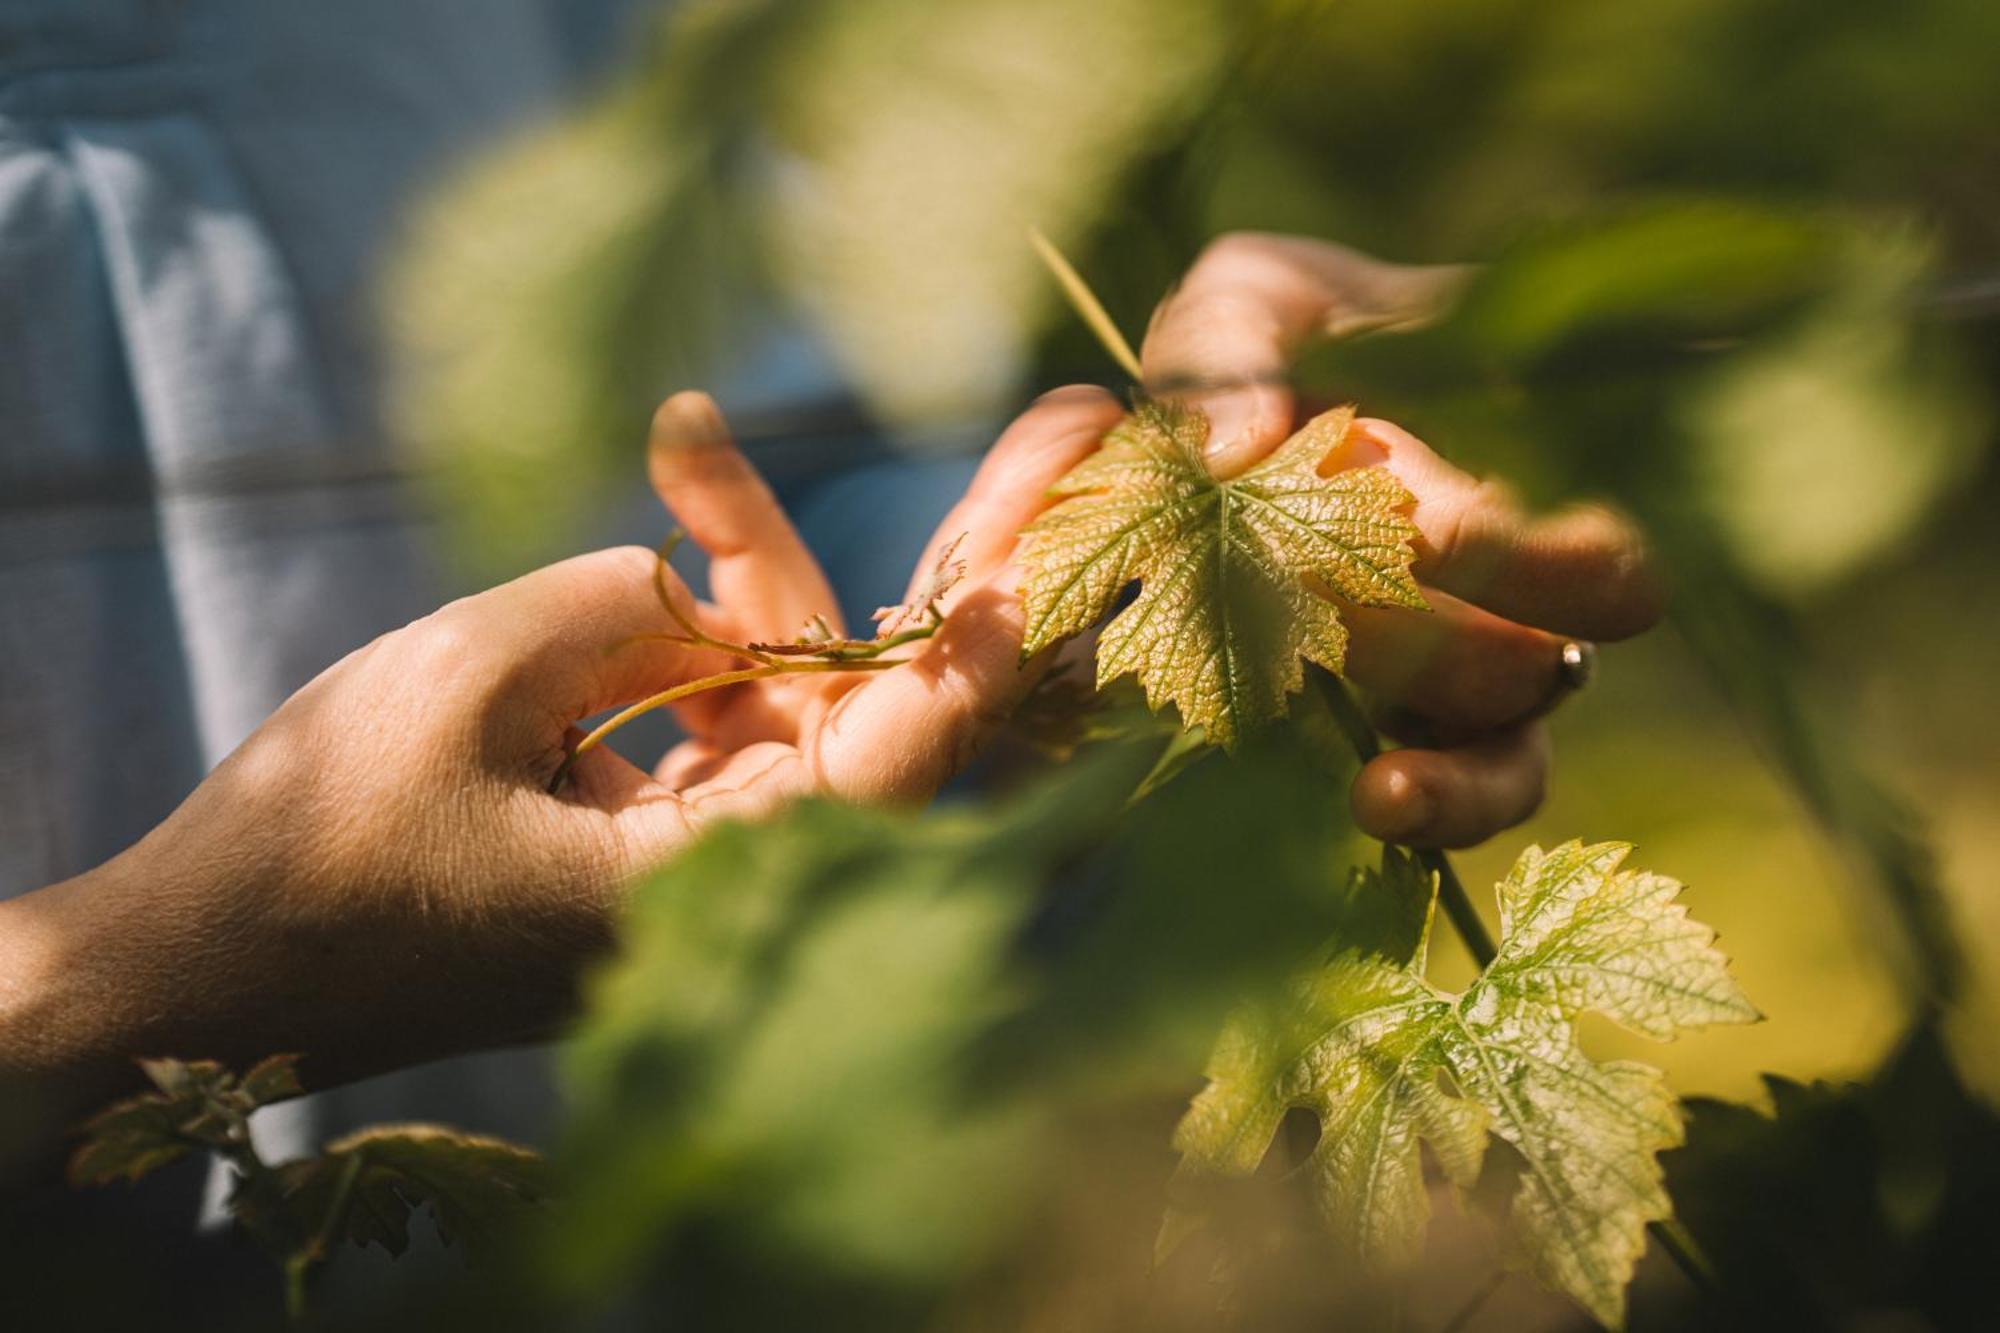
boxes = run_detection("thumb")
[1142,232,1468,478]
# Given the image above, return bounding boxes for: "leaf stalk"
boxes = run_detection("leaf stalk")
[1311,668,1496,963]
[1030,226,1145,383]
[546,542,935,793]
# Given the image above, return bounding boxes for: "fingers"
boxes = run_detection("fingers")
[902,385,1124,599]
[649,391,843,641]
[1339,591,1570,732]
[1350,722,1550,850]
[1141,232,1468,478]
[1326,417,1664,641]
[808,569,1039,804]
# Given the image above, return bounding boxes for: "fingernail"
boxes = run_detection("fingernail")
[1197,390,1260,470]
[1199,386,1297,479]
[650,390,731,454]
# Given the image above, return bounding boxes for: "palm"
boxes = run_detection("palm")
[559,388,1125,837]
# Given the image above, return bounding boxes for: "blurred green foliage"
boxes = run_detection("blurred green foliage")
[546,734,1398,1324]
[393,0,1998,553]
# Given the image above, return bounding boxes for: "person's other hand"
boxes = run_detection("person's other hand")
[1144,232,1663,848]
[0,387,1123,1116]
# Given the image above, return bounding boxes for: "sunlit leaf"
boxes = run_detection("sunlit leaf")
[1018,401,1424,747]
[1172,841,1758,1327]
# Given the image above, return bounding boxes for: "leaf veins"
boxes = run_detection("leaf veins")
[1017,401,1425,746]
[1168,841,1759,1328]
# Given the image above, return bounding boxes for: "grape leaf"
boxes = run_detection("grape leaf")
[69,1054,302,1186]
[1017,401,1425,747]
[278,1124,551,1260]
[1170,841,1759,1328]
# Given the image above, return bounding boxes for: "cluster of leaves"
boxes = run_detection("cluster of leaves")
[526,366,1770,1327]
[541,728,1760,1326]
[1006,288,1750,1322]
[70,1055,304,1186]
[71,1056,549,1319]
[66,392,1761,1329]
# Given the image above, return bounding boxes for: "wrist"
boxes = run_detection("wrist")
[0,878,88,1081]
[0,859,154,1174]
[0,820,266,1109]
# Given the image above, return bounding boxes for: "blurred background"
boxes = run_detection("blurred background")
[393,0,2000,1324]
[391,0,2000,1102]
[7,0,1999,1327]
[400,1,2000,1324]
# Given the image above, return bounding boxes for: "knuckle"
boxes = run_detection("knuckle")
[1468,474,1522,517]
[1438,645,1549,729]
[398,606,488,683]
[1167,285,1276,330]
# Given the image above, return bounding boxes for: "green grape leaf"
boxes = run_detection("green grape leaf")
[1170,841,1759,1328]
[1016,401,1426,748]
[278,1124,551,1260]
[69,1055,303,1186]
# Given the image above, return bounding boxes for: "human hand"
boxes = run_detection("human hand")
[0,387,1124,1116]
[1143,232,1663,847]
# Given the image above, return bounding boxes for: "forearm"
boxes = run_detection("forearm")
[0,827,317,1173]
[1,810,604,1183]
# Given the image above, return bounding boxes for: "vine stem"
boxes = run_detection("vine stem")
[282,1149,365,1325]
[545,539,949,793]
[548,658,899,793]
[1308,665,1721,1304]
[1311,669,1495,963]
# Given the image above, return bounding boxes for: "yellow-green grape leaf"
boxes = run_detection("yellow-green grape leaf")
[1017,401,1425,747]
[1171,842,1759,1328]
